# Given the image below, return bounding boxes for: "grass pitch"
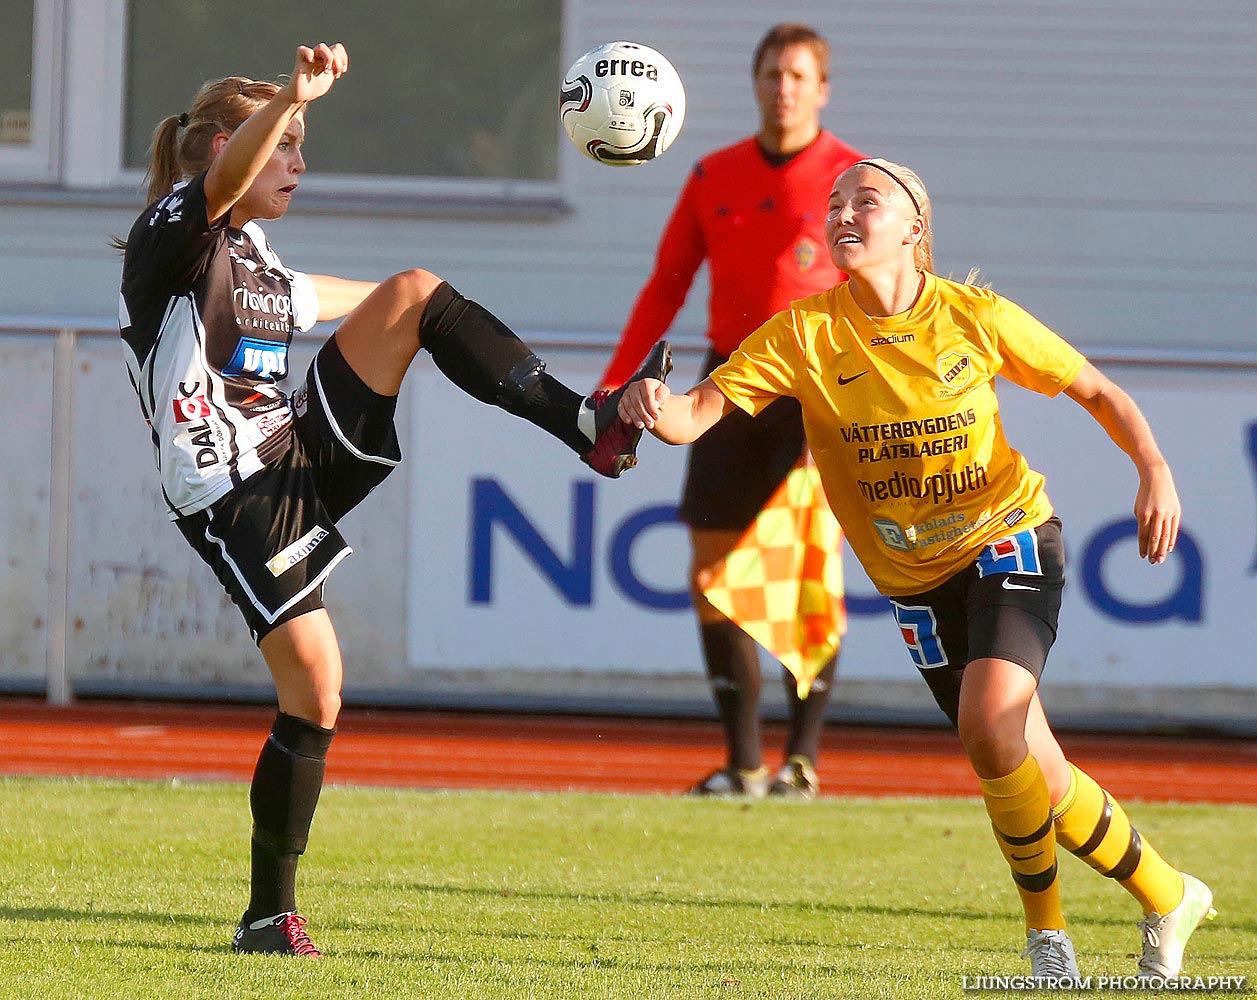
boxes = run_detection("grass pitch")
[0,778,1252,999]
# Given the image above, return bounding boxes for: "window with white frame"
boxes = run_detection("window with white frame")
[0,0,57,181]
[0,0,565,206]
[124,0,562,184]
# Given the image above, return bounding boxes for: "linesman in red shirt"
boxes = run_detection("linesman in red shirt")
[601,24,864,797]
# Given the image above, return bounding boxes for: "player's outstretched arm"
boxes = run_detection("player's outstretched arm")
[618,376,734,445]
[204,43,349,223]
[307,274,379,322]
[1064,361,1180,564]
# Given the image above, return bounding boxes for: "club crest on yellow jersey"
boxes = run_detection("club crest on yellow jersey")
[937,351,973,391]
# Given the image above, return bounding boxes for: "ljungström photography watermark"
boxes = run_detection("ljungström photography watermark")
[961,974,1248,992]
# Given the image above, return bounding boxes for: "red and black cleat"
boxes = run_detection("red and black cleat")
[232,911,323,957]
[580,341,673,478]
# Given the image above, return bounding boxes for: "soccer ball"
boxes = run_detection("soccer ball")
[559,41,686,166]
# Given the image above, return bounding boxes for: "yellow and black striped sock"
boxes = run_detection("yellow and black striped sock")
[1052,763,1183,915]
[979,754,1064,931]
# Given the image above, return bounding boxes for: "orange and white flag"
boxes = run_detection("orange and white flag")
[701,458,846,698]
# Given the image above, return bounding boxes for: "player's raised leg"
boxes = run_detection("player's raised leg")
[331,272,671,477]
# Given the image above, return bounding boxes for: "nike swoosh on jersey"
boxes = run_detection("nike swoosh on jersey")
[837,371,868,386]
[1001,578,1041,591]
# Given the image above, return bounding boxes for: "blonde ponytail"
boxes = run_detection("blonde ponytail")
[145,115,186,206]
[141,76,282,206]
[113,76,283,251]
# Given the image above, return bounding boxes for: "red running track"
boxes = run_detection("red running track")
[0,699,1254,803]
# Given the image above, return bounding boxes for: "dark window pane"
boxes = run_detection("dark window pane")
[124,0,559,180]
[0,0,34,145]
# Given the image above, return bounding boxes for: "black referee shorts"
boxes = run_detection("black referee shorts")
[888,517,1066,726]
[678,349,807,530]
[177,336,402,643]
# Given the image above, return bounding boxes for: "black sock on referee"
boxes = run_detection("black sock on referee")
[782,654,837,764]
[700,620,763,771]
[419,281,590,454]
[244,712,336,921]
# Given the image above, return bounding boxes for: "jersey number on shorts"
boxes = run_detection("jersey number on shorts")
[891,602,949,669]
[975,527,1041,578]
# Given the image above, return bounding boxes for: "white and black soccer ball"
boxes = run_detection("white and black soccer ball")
[559,41,686,166]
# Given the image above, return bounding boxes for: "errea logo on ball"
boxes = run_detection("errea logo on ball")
[561,41,686,167]
[594,58,659,80]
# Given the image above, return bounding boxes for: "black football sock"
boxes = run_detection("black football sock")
[419,281,589,453]
[782,654,837,764]
[244,712,335,921]
[699,620,762,771]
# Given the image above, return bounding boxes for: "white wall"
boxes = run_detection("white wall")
[0,335,55,678]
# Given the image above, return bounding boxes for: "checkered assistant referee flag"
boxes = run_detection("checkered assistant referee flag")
[701,459,847,698]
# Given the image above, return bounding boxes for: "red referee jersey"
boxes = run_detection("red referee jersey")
[601,131,863,387]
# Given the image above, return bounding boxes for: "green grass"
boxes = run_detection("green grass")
[0,778,1252,999]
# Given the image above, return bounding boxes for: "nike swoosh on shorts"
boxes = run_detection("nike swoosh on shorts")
[1002,578,1040,591]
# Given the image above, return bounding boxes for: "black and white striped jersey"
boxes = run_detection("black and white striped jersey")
[119,171,319,518]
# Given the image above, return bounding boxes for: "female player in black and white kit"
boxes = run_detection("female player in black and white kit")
[118,42,670,957]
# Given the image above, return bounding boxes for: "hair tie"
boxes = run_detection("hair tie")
[855,160,922,216]
[177,112,190,128]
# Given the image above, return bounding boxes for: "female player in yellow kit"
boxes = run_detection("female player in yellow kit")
[616,158,1214,982]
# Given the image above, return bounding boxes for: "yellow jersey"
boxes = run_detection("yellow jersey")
[709,272,1087,596]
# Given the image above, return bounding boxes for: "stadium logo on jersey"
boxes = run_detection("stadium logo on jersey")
[794,237,819,272]
[224,337,289,379]
[266,526,330,578]
[869,334,914,347]
[937,352,973,390]
[172,394,211,423]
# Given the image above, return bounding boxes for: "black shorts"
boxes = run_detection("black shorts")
[678,349,807,530]
[888,517,1066,726]
[176,336,402,643]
